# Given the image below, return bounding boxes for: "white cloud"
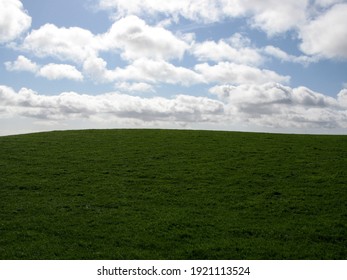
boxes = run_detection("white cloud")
[82,56,115,83]
[19,23,98,63]
[1,83,347,132]
[115,82,155,93]
[292,86,338,107]
[210,83,292,105]
[16,16,194,85]
[210,83,338,108]
[337,88,347,107]
[0,0,31,43]
[1,1,346,134]
[96,0,347,61]
[300,3,347,59]
[97,0,309,35]
[247,0,309,35]
[192,33,263,66]
[0,85,224,124]
[5,55,39,73]
[209,83,346,129]
[98,0,239,23]
[263,45,317,65]
[94,0,347,65]
[193,34,318,68]
[15,7,341,93]
[38,64,83,81]
[195,62,290,85]
[82,56,204,86]
[18,16,190,66]
[113,58,205,86]
[5,56,83,81]
[100,15,190,61]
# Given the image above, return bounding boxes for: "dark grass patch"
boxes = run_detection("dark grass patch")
[0,129,346,259]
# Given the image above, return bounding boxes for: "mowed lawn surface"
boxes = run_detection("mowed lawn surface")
[0,129,346,259]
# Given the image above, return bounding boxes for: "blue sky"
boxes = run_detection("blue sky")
[1,0,347,135]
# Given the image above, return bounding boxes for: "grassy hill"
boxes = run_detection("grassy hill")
[0,129,346,259]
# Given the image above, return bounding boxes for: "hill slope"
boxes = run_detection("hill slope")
[0,129,346,259]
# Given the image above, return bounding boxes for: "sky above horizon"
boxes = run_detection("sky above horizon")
[1,0,347,135]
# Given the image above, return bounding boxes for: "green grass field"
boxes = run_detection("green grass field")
[0,129,346,259]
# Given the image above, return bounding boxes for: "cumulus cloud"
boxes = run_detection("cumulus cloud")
[19,23,98,63]
[38,64,83,81]
[192,33,263,66]
[0,85,224,124]
[97,0,308,35]
[100,15,190,61]
[263,46,318,65]
[5,55,39,73]
[113,58,205,86]
[15,7,339,92]
[115,82,155,93]
[0,0,31,43]
[15,17,196,86]
[5,56,83,81]
[82,56,204,86]
[18,15,190,65]
[195,62,290,85]
[1,83,346,131]
[300,3,347,59]
[210,83,339,108]
[84,57,204,86]
[82,56,114,83]
[193,34,318,67]
[247,0,308,35]
[98,0,238,22]
[97,0,347,60]
[209,83,347,128]
[337,88,347,107]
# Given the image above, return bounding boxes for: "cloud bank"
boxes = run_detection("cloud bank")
[1,84,346,132]
[0,85,224,124]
